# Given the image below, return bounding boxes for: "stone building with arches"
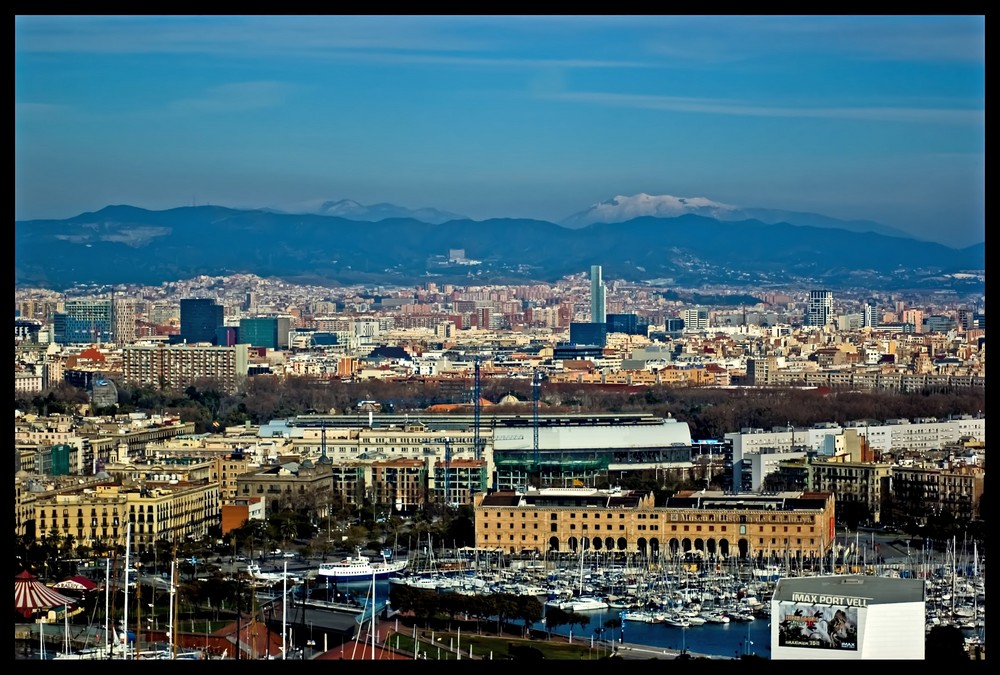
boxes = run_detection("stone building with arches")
[474,486,835,564]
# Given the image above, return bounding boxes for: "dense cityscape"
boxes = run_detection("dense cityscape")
[15,11,985,664]
[13,265,985,661]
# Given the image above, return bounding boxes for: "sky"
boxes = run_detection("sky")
[15,15,985,248]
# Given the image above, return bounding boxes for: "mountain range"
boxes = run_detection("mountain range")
[272,198,465,225]
[275,192,916,240]
[14,200,985,293]
[560,193,914,240]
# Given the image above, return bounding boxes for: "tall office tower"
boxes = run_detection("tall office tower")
[276,316,292,349]
[806,290,834,327]
[111,298,137,345]
[180,297,224,344]
[590,265,606,324]
[243,288,257,313]
[901,308,924,334]
[863,301,876,328]
[957,308,974,331]
[238,316,280,349]
[681,307,710,332]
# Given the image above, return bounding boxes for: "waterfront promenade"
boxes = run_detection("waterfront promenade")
[316,612,734,661]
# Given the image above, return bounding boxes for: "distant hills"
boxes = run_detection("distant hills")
[560,193,913,240]
[272,198,466,225]
[14,204,985,292]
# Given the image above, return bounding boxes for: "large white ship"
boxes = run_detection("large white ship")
[317,548,408,581]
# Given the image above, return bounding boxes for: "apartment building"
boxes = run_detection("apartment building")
[890,464,984,523]
[31,482,221,553]
[121,342,250,392]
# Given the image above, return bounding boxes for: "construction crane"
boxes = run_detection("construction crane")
[532,368,542,472]
[443,437,452,506]
[473,355,482,460]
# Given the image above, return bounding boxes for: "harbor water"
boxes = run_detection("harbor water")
[364,577,770,659]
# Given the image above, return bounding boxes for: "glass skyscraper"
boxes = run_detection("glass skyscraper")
[180,298,224,344]
[53,299,112,344]
[239,316,279,349]
[590,265,606,324]
[807,290,834,327]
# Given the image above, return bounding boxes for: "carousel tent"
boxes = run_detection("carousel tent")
[52,576,99,593]
[14,570,76,618]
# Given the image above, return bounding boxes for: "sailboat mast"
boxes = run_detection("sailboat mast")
[370,568,376,659]
[282,561,287,660]
[105,557,111,656]
[135,580,141,657]
[64,597,70,655]
[169,559,177,659]
[123,522,131,659]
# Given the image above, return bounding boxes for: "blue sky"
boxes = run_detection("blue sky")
[15,15,985,247]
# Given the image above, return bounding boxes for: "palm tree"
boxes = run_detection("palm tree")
[279,518,297,552]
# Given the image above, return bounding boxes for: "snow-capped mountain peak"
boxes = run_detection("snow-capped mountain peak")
[561,193,738,228]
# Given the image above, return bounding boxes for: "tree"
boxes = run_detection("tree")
[925,625,969,661]
[514,596,544,636]
[543,606,589,638]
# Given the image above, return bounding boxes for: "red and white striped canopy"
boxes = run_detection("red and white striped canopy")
[53,575,99,592]
[14,570,76,617]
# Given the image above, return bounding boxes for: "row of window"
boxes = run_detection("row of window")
[480,534,818,546]
[482,520,817,535]
[483,510,817,525]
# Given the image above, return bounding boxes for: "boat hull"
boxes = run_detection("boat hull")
[317,561,408,581]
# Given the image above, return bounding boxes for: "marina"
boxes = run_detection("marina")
[14,531,986,660]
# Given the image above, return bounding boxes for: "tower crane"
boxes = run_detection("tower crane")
[533,368,542,478]
[443,437,452,506]
[473,356,482,460]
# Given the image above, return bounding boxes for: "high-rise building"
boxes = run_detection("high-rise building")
[957,308,974,331]
[863,301,876,328]
[607,313,647,336]
[122,343,250,392]
[112,298,137,344]
[180,298,224,344]
[590,265,606,324]
[569,321,607,347]
[242,288,257,313]
[53,299,113,344]
[238,316,280,349]
[681,307,709,332]
[806,290,834,327]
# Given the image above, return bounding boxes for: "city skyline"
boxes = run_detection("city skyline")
[15,15,985,247]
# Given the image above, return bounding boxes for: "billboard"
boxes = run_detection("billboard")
[776,593,861,651]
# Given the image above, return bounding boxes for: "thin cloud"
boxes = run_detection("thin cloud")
[641,15,985,64]
[168,81,296,114]
[15,16,651,71]
[548,91,984,125]
[14,101,67,116]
